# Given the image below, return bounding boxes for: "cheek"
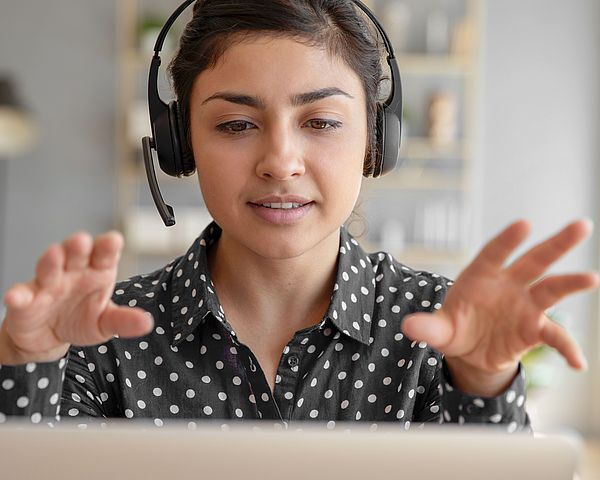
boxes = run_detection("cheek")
[325,125,367,180]
[335,130,367,211]
[192,129,245,191]
[314,145,364,211]
[193,146,236,215]
[196,159,239,210]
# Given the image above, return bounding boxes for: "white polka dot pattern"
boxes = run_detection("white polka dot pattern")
[0,222,530,432]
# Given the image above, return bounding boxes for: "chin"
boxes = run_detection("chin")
[214,209,345,261]
[248,232,319,260]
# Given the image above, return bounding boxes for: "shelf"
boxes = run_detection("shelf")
[123,49,179,71]
[397,54,475,76]
[123,206,213,257]
[364,168,465,191]
[120,159,199,186]
[360,241,469,268]
[401,137,468,160]
[397,246,469,267]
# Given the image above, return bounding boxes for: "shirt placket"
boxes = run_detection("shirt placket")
[273,331,311,423]
[239,344,284,422]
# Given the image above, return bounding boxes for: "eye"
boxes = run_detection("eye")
[216,118,343,136]
[305,119,343,131]
[216,120,255,135]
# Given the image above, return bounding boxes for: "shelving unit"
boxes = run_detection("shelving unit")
[115,0,482,280]
[358,0,481,278]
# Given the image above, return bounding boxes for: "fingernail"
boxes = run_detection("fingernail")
[582,218,595,233]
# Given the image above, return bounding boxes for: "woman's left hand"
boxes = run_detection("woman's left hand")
[401,219,599,397]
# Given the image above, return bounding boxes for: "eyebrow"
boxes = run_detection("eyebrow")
[201,87,354,109]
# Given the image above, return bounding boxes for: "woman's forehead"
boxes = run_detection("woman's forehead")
[213,35,349,75]
[216,32,332,63]
[191,35,363,103]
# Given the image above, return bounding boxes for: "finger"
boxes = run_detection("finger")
[540,318,587,370]
[530,272,600,310]
[89,231,124,270]
[63,232,94,271]
[463,220,530,276]
[401,312,454,351]
[3,283,35,310]
[35,243,65,289]
[97,304,154,341]
[507,219,593,284]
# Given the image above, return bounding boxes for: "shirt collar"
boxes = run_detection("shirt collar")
[170,222,229,347]
[170,222,374,347]
[325,226,375,346]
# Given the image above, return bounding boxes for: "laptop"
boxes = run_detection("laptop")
[0,420,582,479]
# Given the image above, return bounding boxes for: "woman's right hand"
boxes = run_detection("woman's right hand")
[0,231,154,365]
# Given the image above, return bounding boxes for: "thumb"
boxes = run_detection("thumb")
[401,312,454,350]
[98,304,154,341]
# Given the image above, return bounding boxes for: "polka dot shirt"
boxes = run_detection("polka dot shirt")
[0,222,530,432]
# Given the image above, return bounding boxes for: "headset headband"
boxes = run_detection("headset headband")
[149,0,401,123]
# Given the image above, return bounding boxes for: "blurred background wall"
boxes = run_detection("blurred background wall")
[0,0,598,433]
[0,1,118,295]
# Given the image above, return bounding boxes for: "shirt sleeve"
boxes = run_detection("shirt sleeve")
[439,358,531,432]
[405,273,531,433]
[0,345,109,425]
[413,351,532,433]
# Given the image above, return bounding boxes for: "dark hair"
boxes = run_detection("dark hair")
[167,0,385,174]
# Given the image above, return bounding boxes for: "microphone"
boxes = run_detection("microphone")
[142,136,176,226]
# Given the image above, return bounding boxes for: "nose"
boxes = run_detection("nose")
[255,122,306,181]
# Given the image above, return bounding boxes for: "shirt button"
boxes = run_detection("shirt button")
[287,355,299,367]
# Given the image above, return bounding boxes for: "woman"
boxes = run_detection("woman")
[0,0,596,430]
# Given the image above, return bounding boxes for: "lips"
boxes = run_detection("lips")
[248,195,314,225]
[249,195,313,206]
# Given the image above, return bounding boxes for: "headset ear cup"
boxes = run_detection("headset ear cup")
[380,106,401,176]
[167,101,183,176]
[168,101,196,177]
[175,102,196,175]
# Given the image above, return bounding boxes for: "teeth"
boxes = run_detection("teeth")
[260,202,304,209]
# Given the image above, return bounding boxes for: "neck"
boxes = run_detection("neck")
[208,228,340,333]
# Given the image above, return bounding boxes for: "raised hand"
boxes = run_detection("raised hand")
[401,219,599,396]
[0,231,153,365]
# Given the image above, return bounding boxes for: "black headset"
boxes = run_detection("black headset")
[142,0,403,226]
